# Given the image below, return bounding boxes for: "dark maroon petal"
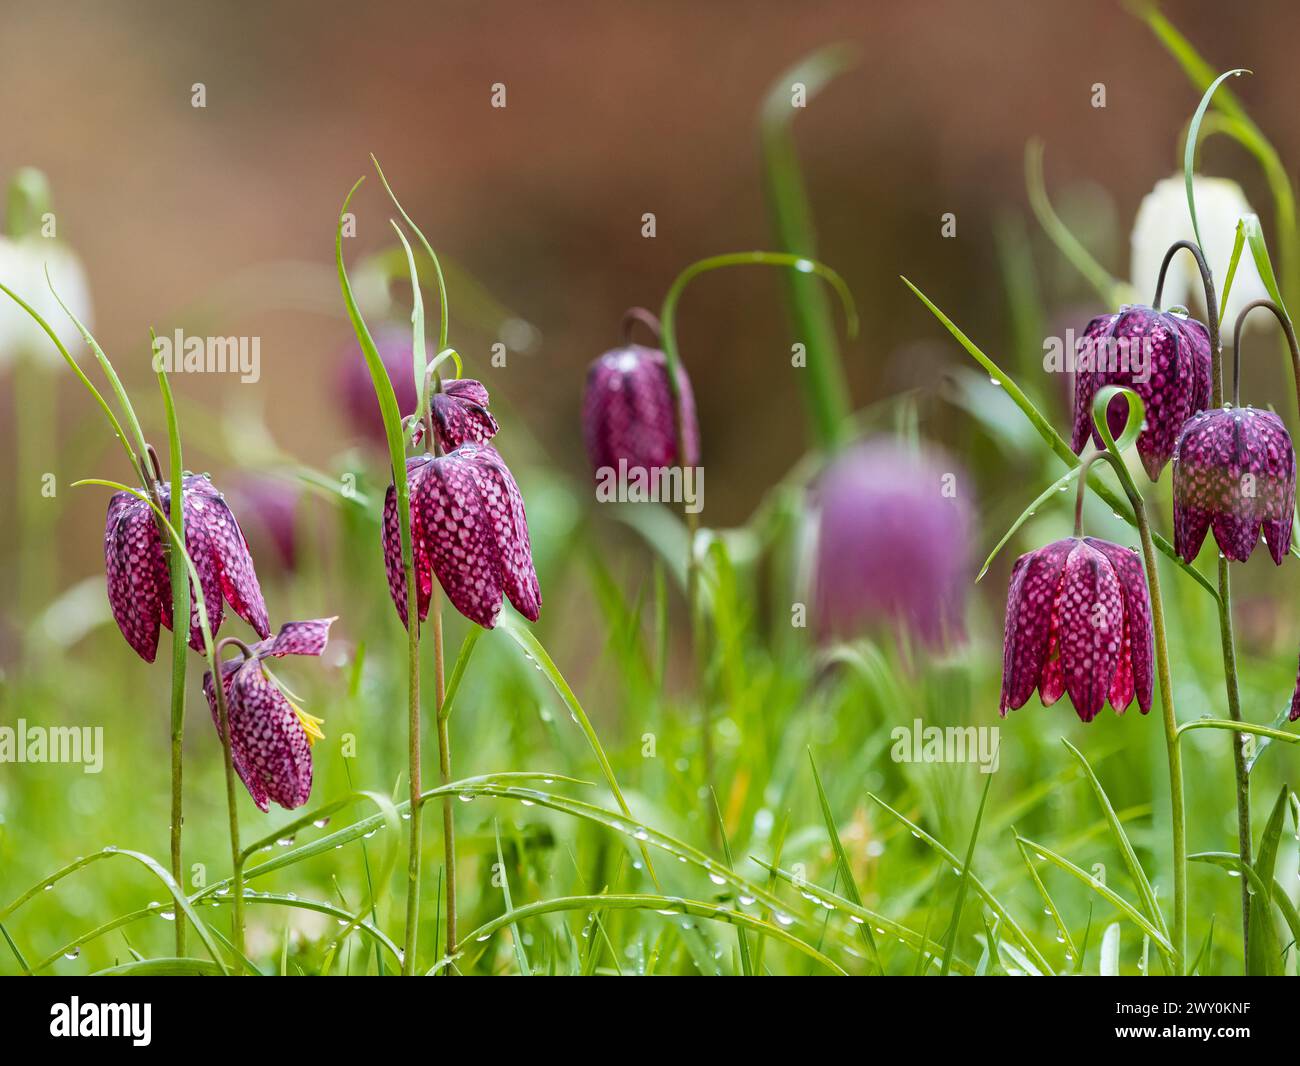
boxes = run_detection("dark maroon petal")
[1000,538,1073,714]
[104,492,165,662]
[469,446,542,622]
[582,345,700,476]
[432,379,499,452]
[226,659,313,811]
[1072,307,1211,481]
[413,448,505,627]
[174,489,225,651]
[382,457,434,628]
[1174,407,1296,565]
[1071,313,1117,455]
[1085,538,1154,714]
[204,662,268,812]
[1056,540,1124,723]
[263,618,336,658]
[189,478,272,640]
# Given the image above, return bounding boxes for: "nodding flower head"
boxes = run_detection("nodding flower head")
[583,343,699,479]
[811,440,971,648]
[414,377,499,453]
[1071,306,1211,481]
[1173,406,1296,565]
[1000,537,1154,724]
[104,474,271,662]
[383,442,541,629]
[204,618,334,812]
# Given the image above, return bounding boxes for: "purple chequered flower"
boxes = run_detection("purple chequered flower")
[104,474,271,662]
[382,443,541,629]
[1172,406,1296,564]
[1000,537,1153,723]
[204,618,335,812]
[583,344,700,478]
[1071,306,1212,482]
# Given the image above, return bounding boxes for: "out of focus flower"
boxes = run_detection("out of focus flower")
[1172,406,1295,564]
[811,440,970,648]
[1071,306,1211,481]
[104,474,271,661]
[204,618,334,812]
[233,476,300,571]
[1000,537,1153,723]
[336,325,419,444]
[583,344,699,478]
[1131,174,1266,325]
[383,442,541,629]
[0,235,92,367]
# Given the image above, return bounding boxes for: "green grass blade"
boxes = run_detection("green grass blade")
[1014,834,1174,959]
[426,894,848,976]
[759,44,857,449]
[808,751,881,973]
[1061,739,1167,939]
[709,788,752,976]
[1183,69,1252,251]
[494,820,531,975]
[868,792,1054,974]
[939,773,993,976]
[497,611,660,888]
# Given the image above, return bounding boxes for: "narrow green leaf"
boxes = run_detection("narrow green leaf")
[940,773,993,976]
[1183,69,1252,250]
[808,752,880,973]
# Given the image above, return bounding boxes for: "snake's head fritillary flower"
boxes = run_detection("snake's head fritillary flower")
[382,443,541,629]
[583,344,700,478]
[810,440,971,648]
[1172,406,1296,564]
[412,378,500,452]
[104,474,271,662]
[337,325,419,445]
[204,618,335,812]
[1071,306,1211,482]
[1000,537,1153,723]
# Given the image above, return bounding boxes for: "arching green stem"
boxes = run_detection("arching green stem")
[1088,387,1186,974]
[657,251,856,808]
[1155,238,1250,966]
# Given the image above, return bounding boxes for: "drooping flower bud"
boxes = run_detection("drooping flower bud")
[1071,306,1211,482]
[1000,537,1153,723]
[1172,407,1295,564]
[382,442,541,629]
[583,344,699,478]
[204,618,334,812]
[810,440,971,648]
[104,474,271,662]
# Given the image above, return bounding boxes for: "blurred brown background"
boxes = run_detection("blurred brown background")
[0,0,1292,573]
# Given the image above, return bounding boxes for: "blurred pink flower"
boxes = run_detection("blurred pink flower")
[811,440,971,648]
[336,325,418,444]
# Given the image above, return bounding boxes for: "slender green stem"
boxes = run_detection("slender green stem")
[1133,490,1186,975]
[432,594,455,964]
[1155,239,1248,967]
[212,669,246,962]
[156,358,189,960]
[1087,393,1185,974]
[401,573,423,976]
